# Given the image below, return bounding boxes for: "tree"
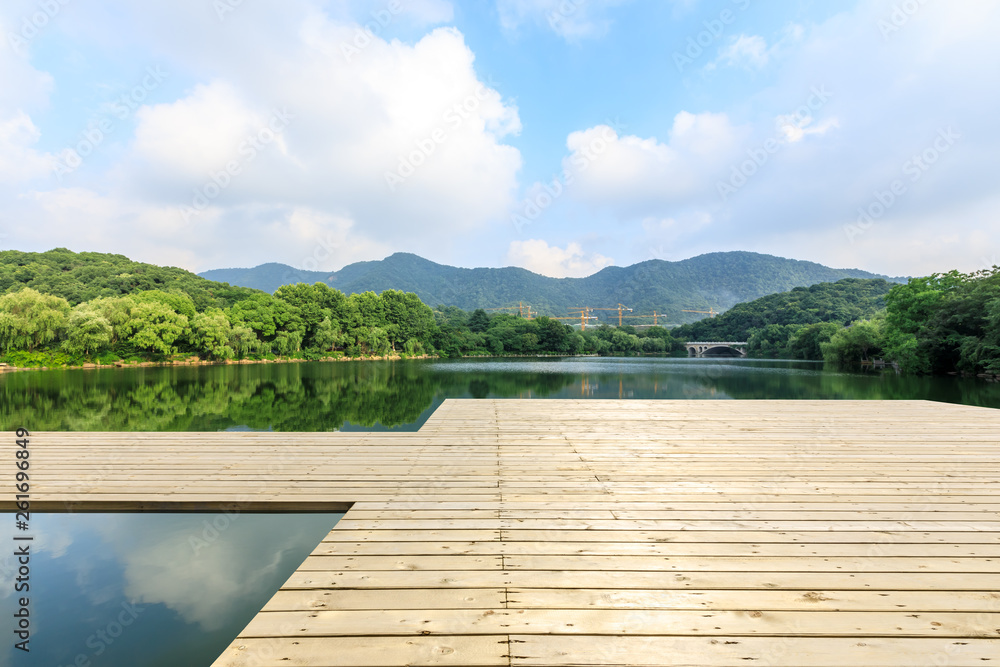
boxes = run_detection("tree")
[883,273,964,373]
[403,338,425,355]
[189,308,234,360]
[85,296,134,345]
[822,319,886,365]
[0,288,71,352]
[313,316,345,352]
[132,290,197,319]
[226,292,300,344]
[748,324,801,358]
[121,301,188,356]
[467,309,491,333]
[272,330,304,356]
[787,322,841,360]
[536,317,571,354]
[62,304,112,357]
[274,282,348,348]
[610,329,640,353]
[357,326,390,356]
[228,325,262,359]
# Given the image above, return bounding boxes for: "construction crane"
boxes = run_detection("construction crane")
[682,307,718,319]
[591,303,633,327]
[620,311,669,327]
[486,303,534,319]
[550,307,596,331]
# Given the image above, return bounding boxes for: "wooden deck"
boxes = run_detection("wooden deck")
[25,399,1000,666]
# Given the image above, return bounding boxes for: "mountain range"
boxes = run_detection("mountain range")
[200,252,904,324]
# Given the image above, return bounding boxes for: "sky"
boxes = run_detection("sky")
[1,0,998,278]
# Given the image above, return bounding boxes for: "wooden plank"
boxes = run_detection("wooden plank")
[510,636,1000,666]
[281,570,1000,591]
[239,608,1000,637]
[262,588,507,611]
[505,588,1000,612]
[212,636,508,666]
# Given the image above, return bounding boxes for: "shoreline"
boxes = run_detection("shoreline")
[0,353,439,373]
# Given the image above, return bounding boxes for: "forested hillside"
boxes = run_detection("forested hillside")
[0,248,259,308]
[672,279,893,342]
[0,249,682,367]
[828,268,1000,374]
[201,251,902,322]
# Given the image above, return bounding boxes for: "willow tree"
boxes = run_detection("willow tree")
[0,288,71,352]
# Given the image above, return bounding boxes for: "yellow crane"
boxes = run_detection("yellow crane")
[682,307,718,319]
[591,303,633,326]
[620,311,670,327]
[550,307,595,331]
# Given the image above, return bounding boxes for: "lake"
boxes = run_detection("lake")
[1,357,998,666]
[2,356,999,433]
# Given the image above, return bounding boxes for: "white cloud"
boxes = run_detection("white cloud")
[119,23,520,242]
[0,111,52,182]
[776,113,839,144]
[507,239,613,277]
[714,34,770,70]
[93,514,337,631]
[559,111,745,217]
[497,0,628,40]
[2,5,522,270]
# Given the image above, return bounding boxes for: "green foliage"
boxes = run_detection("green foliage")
[189,308,235,360]
[880,269,1000,374]
[0,248,260,308]
[228,325,262,359]
[63,304,113,356]
[0,288,71,352]
[313,316,345,353]
[787,322,841,360]
[132,290,197,319]
[822,318,886,365]
[121,301,189,356]
[673,278,894,343]
[0,349,74,368]
[747,324,801,358]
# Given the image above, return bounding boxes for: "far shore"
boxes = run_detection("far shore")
[0,352,615,374]
[0,353,438,373]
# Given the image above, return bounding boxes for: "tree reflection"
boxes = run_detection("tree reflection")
[1,359,996,432]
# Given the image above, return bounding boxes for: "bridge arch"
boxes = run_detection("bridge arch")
[687,342,748,358]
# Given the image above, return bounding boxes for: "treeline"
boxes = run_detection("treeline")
[432,306,686,357]
[822,268,1000,374]
[666,278,893,361]
[0,284,687,366]
[0,284,438,364]
[672,279,893,341]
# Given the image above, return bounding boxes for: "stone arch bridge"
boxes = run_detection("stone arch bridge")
[687,341,748,357]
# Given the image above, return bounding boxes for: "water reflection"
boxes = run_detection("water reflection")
[1,513,340,667]
[0,357,997,433]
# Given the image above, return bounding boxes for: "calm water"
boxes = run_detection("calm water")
[1,357,998,433]
[1,357,998,666]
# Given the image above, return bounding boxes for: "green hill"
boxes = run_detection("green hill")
[0,248,261,309]
[671,278,895,342]
[200,251,903,324]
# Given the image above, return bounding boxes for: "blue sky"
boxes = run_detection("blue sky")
[1,0,997,278]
